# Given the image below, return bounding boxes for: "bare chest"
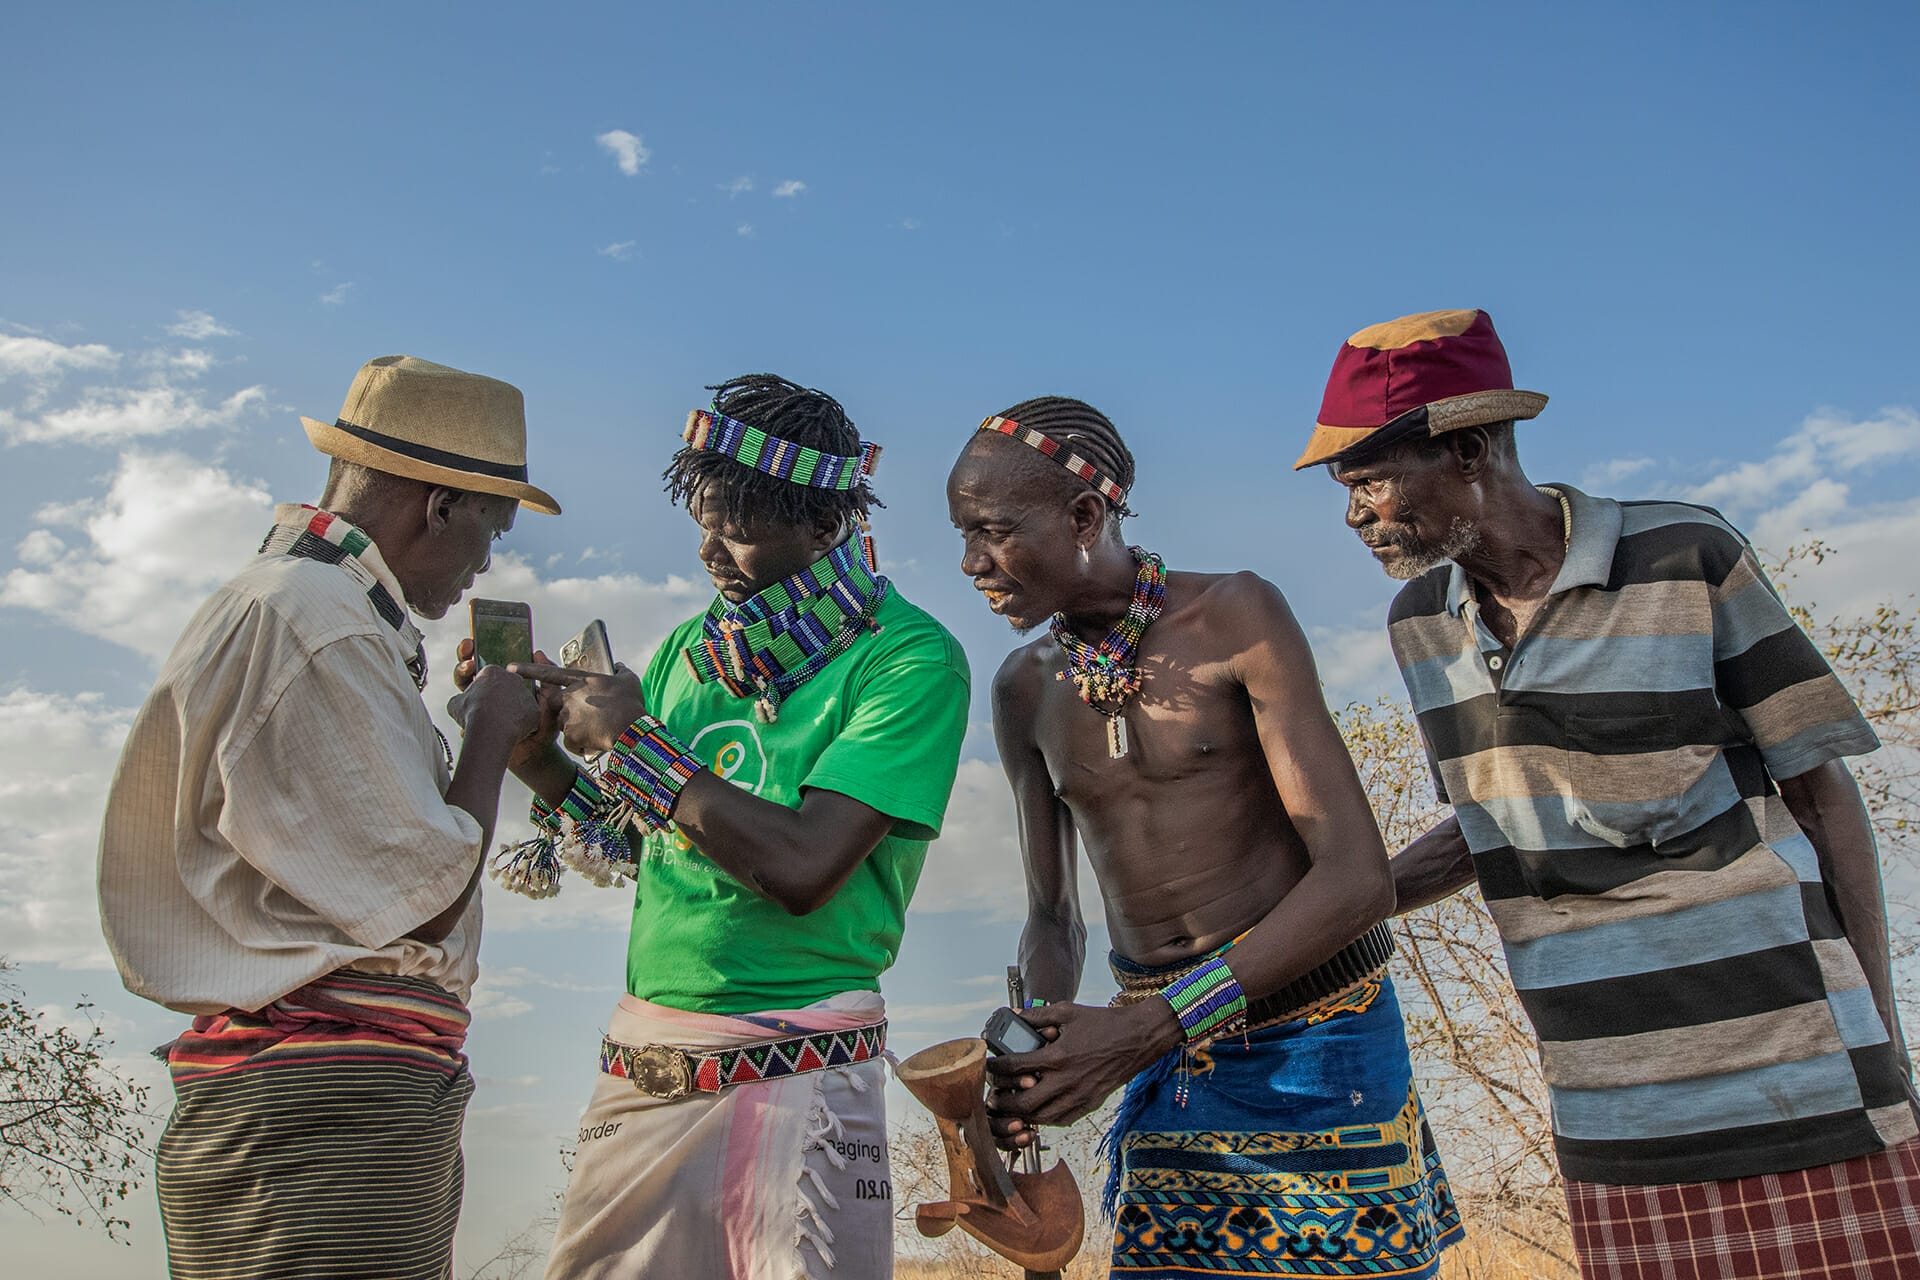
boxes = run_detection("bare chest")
[1031,644,1263,804]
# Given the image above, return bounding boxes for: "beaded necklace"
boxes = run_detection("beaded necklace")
[1050,546,1166,758]
[682,538,889,723]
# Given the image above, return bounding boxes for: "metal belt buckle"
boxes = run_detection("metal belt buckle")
[625,1043,694,1101]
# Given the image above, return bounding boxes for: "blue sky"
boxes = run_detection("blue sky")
[5,3,1919,1273]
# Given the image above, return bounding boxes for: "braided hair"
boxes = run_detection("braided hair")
[982,395,1137,522]
[663,373,882,529]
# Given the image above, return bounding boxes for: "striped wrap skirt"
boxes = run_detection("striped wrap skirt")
[156,970,474,1280]
[1565,1134,1920,1279]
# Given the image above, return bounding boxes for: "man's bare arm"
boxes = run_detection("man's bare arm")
[1223,573,1397,999]
[667,779,898,916]
[1780,759,1909,1066]
[1390,815,1477,913]
[993,647,1086,1004]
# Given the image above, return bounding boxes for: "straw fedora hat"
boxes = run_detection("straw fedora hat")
[1293,309,1547,471]
[301,355,560,514]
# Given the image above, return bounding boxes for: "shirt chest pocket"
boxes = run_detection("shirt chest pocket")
[1564,712,1723,849]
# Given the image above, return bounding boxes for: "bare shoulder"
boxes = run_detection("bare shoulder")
[991,634,1057,715]
[1172,569,1300,633]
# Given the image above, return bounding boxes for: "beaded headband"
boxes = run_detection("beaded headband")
[977,415,1135,517]
[683,409,881,491]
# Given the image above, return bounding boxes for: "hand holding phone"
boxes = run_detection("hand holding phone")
[982,1006,1048,1056]
[470,599,533,669]
[560,620,615,676]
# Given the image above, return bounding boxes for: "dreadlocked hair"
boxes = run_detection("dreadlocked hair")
[991,395,1137,517]
[662,373,883,530]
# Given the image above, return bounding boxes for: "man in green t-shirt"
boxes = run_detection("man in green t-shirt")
[497,375,969,1279]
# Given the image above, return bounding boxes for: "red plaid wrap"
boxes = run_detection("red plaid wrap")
[1566,1135,1920,1279]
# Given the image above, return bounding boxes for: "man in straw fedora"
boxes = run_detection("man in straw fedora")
[100,355,555,1280]
[1301,309,1920,1277]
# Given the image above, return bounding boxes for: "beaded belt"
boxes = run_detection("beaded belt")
[1111,921,1396,1036]
[599,1020,887,1102]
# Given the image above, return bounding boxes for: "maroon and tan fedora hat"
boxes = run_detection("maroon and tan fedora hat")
[300,355,560,514]
[1293,309,1547,471]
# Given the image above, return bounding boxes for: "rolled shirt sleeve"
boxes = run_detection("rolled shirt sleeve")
[217,633,484,950]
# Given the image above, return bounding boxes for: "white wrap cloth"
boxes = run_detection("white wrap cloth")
[544,991,892,1280]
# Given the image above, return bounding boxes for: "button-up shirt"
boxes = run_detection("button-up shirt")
[1389,484,1910,1185]
[99,509,483,1015]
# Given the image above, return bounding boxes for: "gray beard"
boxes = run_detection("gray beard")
[1380,517,1482,580]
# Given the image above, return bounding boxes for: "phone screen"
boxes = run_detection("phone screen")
[982,1007,1047,1056]
[472,601,534,668]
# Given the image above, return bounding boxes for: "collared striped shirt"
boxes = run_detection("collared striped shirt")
[1389,484,1912,1186]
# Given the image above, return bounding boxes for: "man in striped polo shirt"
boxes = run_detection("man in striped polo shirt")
[1298,309,1920,1279]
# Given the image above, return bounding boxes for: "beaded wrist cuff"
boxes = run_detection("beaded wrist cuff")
[601,716,705,831]
[530,769,604,830]
[1161,955,1248,1042]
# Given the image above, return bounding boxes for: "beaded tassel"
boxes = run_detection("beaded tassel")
[492,771,635,898]
[489,832,565,899]
[1050,547,1167,758]
[558,808,637,887]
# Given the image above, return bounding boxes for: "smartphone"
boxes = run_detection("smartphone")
[982,1006,1047,1056]
[470,598,534,669]
[560,619,615,676]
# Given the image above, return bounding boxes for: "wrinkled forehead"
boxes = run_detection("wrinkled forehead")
[1329,438,1432,485]
[950,432,1077,510]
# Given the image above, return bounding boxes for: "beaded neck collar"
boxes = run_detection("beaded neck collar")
[1050,546,1166,758]
[681,538,889,723]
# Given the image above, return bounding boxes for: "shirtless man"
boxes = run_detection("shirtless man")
[946,398,1463,1279]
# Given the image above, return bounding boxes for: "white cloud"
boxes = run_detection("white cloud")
[598,241,636,262]
[468,986,535,1019]
[1651,405,1920,620]
[596,129,650,176]
[0,334,119,382]
[1,451,275,656]
[319,282,355,306]
[1,314,269,446]
[1685,407,1920,515]
[720,176,754,198]
[159,348,216,376]
[165,310,236,340]
[1309,621,1400,708]
[772,180,806,198]
[0,688,135,968]
[2,381,269,446]
[1580,455,1656,490]
[899,218,922,231]
[736,223,755,239]
[908,760,1021,919]
[905,760,1102,925]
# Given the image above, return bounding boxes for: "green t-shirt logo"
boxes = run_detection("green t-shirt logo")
[690,719,768,794]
